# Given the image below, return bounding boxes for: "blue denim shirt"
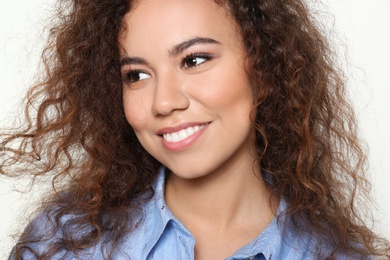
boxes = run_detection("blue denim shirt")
[12,167,366,259]
[119,167,317,260]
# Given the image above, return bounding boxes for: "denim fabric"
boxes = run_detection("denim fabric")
[11,167,362,259]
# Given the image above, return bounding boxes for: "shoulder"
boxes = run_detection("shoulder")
[272,223,373,259]
[10,190,162,259]
[281,222,374,259]
[10,209,143,259]
[265,200,373,259]
[9,210,76,259]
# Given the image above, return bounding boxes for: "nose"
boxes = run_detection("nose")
[152,70,190,116]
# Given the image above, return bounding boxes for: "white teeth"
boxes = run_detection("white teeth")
[178,129,187,140]
[171,133,179,142]
[163,124,206,143]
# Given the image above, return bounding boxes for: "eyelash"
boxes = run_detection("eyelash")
[121,53,213,85]
[122,69,150,85]
[181,53,212,69]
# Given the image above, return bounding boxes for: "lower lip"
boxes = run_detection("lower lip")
[161,124,209,152]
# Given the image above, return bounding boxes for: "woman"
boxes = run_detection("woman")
[2,0,389,259]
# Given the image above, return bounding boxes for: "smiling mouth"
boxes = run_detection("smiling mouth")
[162,123,208,143]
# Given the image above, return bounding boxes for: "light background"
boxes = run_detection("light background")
[0,0,389,257]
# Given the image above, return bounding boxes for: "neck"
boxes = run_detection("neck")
[165,154,277,231]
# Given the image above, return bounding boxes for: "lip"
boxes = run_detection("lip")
[157,122,210,152]
[157,122,208,135]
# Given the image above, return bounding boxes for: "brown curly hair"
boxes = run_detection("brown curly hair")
[2,0,389,258]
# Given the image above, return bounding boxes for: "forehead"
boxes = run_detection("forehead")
[119,0,239,54]
[127,0,227,22]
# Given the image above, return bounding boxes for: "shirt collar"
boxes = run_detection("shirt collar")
[141,166,191,257]
[228,199,288,259]
[141,166,295,260]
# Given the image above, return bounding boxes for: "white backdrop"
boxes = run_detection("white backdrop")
[1,0,389,257]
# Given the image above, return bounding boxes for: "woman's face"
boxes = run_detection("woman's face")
[120,0,256,179]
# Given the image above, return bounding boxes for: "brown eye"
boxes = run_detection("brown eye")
[123,70,151,84]
[182,54,211,68]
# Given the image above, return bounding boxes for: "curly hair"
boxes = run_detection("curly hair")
[1,0,389,258]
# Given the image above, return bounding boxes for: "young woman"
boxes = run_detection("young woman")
[3,0,389,259]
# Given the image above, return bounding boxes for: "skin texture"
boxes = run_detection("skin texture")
[120,0,255,180]
[120,1,275,258]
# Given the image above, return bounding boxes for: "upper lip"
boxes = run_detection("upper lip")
[157,122,209,135]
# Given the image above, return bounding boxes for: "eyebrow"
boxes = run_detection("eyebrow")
[168,37,220,57]
[120,56,148,67]
[119,37,220,68]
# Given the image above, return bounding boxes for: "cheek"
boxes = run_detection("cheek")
[197,70,252,113]
[123,91,149,130]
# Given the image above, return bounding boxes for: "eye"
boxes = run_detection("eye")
[182,54,211,68]
[122,70,151,84]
